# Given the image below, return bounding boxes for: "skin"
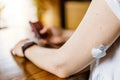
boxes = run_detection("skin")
[12,0,120,78]
[39,26,74,46]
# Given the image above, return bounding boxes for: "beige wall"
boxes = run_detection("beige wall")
[36,1,90,29]
[36,0,61,27]
[65,1,90,29]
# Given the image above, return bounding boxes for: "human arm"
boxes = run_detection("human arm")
[39,26,74,46]
[12,0,120,78]
[57,0,120,76]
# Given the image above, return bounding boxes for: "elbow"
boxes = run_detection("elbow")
[53,61,72,78]
[55,67,70,78]
[51,53,73,78]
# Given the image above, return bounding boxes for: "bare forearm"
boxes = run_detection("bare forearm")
[59,0,120,75]
[22,0,120,78]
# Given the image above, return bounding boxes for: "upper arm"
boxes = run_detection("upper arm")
[59,0,120,76]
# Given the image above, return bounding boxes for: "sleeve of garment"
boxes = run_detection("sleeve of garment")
[105,0,120,20]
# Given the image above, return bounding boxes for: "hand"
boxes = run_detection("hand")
[11,39,29,57]
[39,26,67,46]
[29,21,73,47]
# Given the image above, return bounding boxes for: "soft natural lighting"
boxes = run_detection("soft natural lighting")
[0,0,38,52]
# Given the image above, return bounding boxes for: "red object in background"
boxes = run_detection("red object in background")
[29,21,48,39]
[29,21,60,48]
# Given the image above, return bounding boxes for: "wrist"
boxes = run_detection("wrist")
[22,42,37,57]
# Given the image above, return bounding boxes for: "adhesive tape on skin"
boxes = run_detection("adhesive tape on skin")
[91,44,107,59]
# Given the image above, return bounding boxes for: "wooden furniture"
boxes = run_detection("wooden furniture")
[0,1,90,79]
[0,49,90,80]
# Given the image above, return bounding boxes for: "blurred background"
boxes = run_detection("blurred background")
[36,0,91,29]
[0,0,91,79]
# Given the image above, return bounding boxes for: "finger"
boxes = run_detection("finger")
[39,39,48,46]
[49,37,65,45]
[49,27,62,36]
[40,27,49,34]
[11,49,17,55]
[39,39,47,44]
